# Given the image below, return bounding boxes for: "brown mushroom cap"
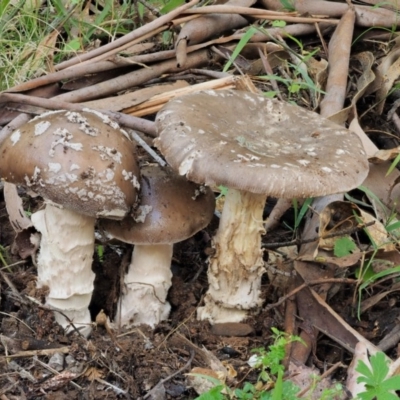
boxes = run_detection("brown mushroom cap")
[101,165,215,244]
[155,90,369,198]
[0,109,140,219]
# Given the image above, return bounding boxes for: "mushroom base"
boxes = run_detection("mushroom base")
[197,189,266,323]
[31,204,95,337]
[116,244,172,328]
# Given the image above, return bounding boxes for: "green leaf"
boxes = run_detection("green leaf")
[386,153,400,176]
[63,38,81,52]
[279,0,295,11]
[359,265,400,292]
[271,19,286,27]
[293,197,313,230]
[263,90,278,98]
[356,352,400,400]
[195,385,226,400]
[223,26,257,72]
[271,369,283,400]
[334,237,357,257]
[160,0,185,14]
[386,220,400,232]
[380,375,400,391]
[217,185,229,197]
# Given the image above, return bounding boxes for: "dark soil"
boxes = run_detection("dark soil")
[0,186,373,400]
[0,194,287,399]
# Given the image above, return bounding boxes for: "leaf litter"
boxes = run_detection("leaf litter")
[2,0,400,398]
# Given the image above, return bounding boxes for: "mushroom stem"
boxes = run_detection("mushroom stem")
[117,243,172,328]
[31,204,95,337]
[197,188,266,323]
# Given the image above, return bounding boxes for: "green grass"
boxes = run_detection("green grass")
[0,0,148,91]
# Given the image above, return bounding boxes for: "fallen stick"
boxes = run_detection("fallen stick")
[183,5,294,16]
[4,23,330,95]
[55,0,200,70]
[183,6,339,24]
[319,4,355,117]
[62,25,168,70]
[66,15,200,69]
[0,93,157,137]
[53,49,213,103]
[295,0,400,28]
[175,0,254,67]
[0,346,70,360]
[123,75,241,116]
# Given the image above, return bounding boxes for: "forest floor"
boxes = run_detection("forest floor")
[2,1,400,399]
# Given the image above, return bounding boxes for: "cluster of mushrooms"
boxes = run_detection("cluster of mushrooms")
[0,90,369,337]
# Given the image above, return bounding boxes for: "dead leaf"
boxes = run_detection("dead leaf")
[376,56,400,115]
[306,57,328,107]
[359,209,396,251]
[11,227,40,260]
[370,146,400,164]
[329,52,375,125]
[348,116,378,158]
[84,366,104,381]
[346,342,370,398]
[186,367,226,395]
[299,251,362,269]
[297,280,382,355]
[318,201,359,250]
[267,246,297,289]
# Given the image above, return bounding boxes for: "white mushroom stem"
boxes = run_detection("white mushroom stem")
[197,188,266,323]
[31,204,95,337]
[117,244,172,328]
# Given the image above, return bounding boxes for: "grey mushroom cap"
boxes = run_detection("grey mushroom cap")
[155,90,369,198]
[0,109,140,219]
[101,164,215,245]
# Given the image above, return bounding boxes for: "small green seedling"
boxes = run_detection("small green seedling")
[194,328,305,400]
[96,244,104,263]
[292,197,313,231]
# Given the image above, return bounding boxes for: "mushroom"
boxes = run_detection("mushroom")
[100,164,215,328]
[0,109,140,336]
[155,89,369,324]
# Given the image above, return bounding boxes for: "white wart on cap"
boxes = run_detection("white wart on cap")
[155,90,369,324]
[0,109,140,218]
[155,90,368,197]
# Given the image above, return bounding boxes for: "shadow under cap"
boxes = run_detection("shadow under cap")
[155,90,369,198]
[0,109,140,219]
[101,164,215,245]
